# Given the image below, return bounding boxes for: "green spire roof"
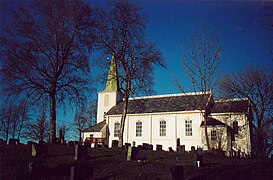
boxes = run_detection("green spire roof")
[103,54,119,92]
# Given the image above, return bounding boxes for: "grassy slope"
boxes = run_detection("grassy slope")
[1,144,273,180]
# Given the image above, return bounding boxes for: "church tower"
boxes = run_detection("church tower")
[97,55,123,123]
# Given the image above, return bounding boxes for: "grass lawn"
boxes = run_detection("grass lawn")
[1,144,273,180]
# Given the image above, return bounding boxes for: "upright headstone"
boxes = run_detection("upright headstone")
[9,138,19,145]
[148,144,153,151]
[176,138,180,151]
[31,143,48,158]
[191,146,195,154]
[127,146,133,161]
[156,144,162,151]
[125,143,131,149]
[132,141,136,147]
[169,147,174,152]
[74,145,88,160]
[143,143,149,150]
[112,140,118,148]
[195,147,203,167]
[170,165,184,180]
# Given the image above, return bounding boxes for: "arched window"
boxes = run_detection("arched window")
[136,121,142,137]
[160,120,166,136]
[114,122,120,137]
[233,121,238,135]
[185,119,192,136]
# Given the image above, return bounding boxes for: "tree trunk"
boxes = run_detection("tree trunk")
[118,82,130,148]
[204,117,211,150]
[49,91,57,144]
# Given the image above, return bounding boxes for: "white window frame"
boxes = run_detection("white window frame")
[185,119,193,136]
[136,121,142,137]
[159,120,166,136]
[114,122,120,137]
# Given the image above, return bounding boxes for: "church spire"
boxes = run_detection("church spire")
[103,54,119,92]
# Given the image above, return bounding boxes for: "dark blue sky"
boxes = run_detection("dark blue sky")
[138,1,273,94]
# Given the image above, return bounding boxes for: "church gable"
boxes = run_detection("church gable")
[106,93,210,115]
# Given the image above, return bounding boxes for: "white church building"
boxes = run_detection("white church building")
[82,56,252,156]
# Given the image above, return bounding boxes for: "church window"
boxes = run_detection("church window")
[136,121,142,137]
[185,119,192,136]
[160,120,166,136]
[104,94,109,106]
[114,122,120,137]
[211,130,217,140]
[233,121,238,135]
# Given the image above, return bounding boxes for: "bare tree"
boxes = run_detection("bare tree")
[175,22,223,150]
[0,100,29,141]
[0,0,96,143]
[218,67,273,157]
[96,0,164,147]
[74,109,89,142]
[23,111,49,142]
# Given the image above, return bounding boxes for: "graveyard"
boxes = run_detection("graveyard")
[1,141,273,180]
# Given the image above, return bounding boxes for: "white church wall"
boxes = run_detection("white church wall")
[211,113,251,155]
[82,132,102,141]
[176,112,203,150]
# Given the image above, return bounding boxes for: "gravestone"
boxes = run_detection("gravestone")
[58,129,63,144]
[125,143,131,149]
[148,144,153,150]
[156,144,162,151]
[74,145,88,160]
[177,145,185,153]
[191,146,195,154]
[170,165,184,180]
[176,138,180,151]
[31,143,48,158]
[68,141,74,147]
[84,142,91,148]
[132,141,136,147]
[112,140,118,148]
[137,145,143,149]
[194,147,203,167]
[143,143,149,150]
[132,147,140,160]
[127,146,133,161]
[169,147,174,152]
[9,138,19,145]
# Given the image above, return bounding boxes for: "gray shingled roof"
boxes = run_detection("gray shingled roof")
[82,121,106,132]
[212,99,249,113]
[200,117,227,127]
[106,94,210,115]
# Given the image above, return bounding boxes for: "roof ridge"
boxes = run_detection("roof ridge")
[129,91,211,100]
[215,98,248,102]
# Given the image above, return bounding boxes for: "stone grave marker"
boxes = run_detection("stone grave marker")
[170,165,184,180]
[68,141,74,147]
[191,146,195,154]
[112,140,118,148]
[142,143,150,150]
[156,144,162,151]
[31,143,48,158]
[9,138,19,145]
[176,138,180,151]
[169,147,174,152]
[125,143,131,149]
[148,144,153,150]
[74,145,88,160]
[132,141,136,147]
[127,146,133,161]
[84,142,91,148]
[194,147,203,167]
